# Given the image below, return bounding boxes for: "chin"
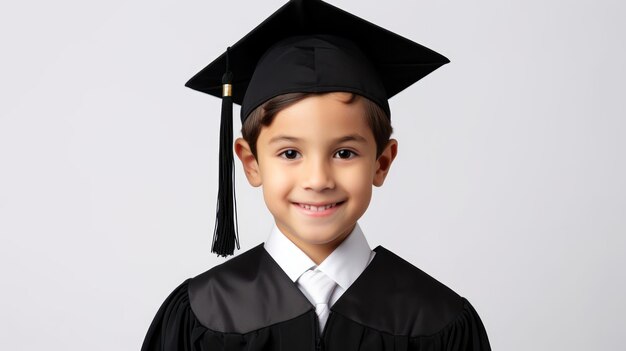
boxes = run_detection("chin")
[301,230,349,245]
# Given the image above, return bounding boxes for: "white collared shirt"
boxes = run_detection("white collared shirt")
[263,222,376,307]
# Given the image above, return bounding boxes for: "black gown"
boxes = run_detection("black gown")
[141,243,491,351]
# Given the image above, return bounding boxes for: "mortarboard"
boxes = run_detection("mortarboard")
[185,0,449,257]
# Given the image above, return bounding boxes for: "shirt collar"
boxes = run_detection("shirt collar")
[263,222,373,290]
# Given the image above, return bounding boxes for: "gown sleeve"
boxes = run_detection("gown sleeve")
[410,297,492,351]
[141,278,201,351]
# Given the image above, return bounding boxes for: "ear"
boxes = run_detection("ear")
[234,137,262,187]
[373,138,398,187]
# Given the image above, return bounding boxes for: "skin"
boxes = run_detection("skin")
[235,92,398,265]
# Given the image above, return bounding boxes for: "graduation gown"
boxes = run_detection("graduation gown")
[141,243,491,351]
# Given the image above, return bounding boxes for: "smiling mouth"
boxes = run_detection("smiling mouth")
[293,201,345,212]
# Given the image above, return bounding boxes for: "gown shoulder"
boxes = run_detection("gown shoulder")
[140,278,200,351]
[401,297,491,350]
[140,243,313,351]
[332,246,492,350]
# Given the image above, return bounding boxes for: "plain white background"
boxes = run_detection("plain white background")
[1,0,624,350]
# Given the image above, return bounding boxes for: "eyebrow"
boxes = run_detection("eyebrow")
[268,133,368,144]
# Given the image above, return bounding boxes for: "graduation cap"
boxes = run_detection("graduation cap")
[185,0,449,257]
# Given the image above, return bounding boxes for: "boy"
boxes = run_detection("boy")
[141,1,491,350]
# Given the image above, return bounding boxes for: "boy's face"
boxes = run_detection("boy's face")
[235,92,397,259]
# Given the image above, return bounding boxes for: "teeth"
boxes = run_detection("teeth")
[299,203,338,211]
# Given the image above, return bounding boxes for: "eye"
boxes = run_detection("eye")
[278,149,301,160]
[334,149,357,159]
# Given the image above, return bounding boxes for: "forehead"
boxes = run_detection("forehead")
[258,93,375,142]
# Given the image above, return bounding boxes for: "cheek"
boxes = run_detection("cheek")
[349,179,372,201]
[259,161,292,200]
[339,165,373,201]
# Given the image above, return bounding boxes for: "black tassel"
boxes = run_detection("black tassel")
[211,47,240,257]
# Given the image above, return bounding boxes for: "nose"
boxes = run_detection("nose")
[302,155,335,191]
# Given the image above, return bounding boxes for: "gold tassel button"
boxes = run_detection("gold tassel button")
[222,84,232,97]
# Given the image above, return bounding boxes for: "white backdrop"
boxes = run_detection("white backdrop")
[1,0,624,350]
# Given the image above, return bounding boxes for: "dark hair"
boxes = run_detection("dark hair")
[241,92,393,158]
